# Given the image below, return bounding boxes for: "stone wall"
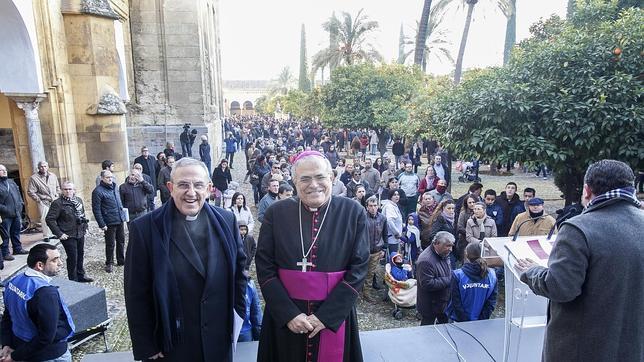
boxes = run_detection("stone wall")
[127,121,222,166]
[127,0,224,127]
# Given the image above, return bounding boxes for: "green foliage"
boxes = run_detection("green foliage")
[421,3,643,203]
[320,64,423,132]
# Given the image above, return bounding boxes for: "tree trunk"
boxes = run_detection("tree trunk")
[554,167,584,206]
[489,161,498,175]
[502,0,516,65]
[376,129,388,156]
[414,0,434,66]
[454,2,476,84]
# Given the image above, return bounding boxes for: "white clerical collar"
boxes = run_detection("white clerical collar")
[25,268,52,283]
[186,212,199,221]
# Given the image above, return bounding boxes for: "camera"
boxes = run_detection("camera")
[77,217,89,225]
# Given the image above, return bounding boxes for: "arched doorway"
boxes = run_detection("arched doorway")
[230,101,241,116]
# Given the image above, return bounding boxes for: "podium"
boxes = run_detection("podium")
[484,235,553,362]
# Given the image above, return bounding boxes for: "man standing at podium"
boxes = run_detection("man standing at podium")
[255,150,369,362]
[517,160,644,362]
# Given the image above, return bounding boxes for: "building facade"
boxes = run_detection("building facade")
[0,0,223,221]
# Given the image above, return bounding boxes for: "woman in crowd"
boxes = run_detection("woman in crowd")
[456,195,478,262]
[381,188,403,255]
[229,192,255,234]
[325,144,340,168]
[465,202,497,245]
[374,157,386,174]
[429,199,457,267]
[418,166,439,194]
[211,159,232,207]
[446,242,497,322]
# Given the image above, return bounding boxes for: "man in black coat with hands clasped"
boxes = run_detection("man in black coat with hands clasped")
[46,181,93,283]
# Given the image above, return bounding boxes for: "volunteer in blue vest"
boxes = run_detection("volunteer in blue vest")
[0,243,75,362]
[446,242,497,322]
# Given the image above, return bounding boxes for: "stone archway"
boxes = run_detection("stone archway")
[0,0,42,94]
[230,101,241,116]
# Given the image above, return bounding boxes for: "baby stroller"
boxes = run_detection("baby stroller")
[458,160,481,183]
[384,252,418,320]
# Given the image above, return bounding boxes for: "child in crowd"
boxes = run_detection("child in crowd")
[239,223,256,271]
[237,273,262,342]
[389,253,413,282]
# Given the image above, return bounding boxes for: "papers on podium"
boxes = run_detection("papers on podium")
[482,235,554,281]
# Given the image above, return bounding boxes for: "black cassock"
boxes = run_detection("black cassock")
[256,196,369,362]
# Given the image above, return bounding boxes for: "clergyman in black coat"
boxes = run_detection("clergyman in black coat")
[124,158,246,362]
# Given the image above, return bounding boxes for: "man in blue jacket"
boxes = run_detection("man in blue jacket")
[483,189,504,232]
[224,132,237,169]
[92,169,127,273]
[1,244,75,362]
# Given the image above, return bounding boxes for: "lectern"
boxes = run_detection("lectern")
[484,235,553,362]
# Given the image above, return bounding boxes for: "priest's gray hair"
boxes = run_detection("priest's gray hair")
[170,157,210,182]
[292,155,333,178]
[432,231,456,245]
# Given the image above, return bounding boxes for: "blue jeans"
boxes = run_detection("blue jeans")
[370,144,377,155]
[1,217,23,256]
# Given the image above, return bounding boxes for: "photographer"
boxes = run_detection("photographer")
[180,123,193,157]
[45,181,93,282]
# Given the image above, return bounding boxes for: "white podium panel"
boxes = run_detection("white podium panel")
[483,236,553,362]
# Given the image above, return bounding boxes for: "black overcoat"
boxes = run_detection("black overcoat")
[124,199,247,361]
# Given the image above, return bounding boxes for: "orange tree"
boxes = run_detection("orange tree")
[423,2,643,204]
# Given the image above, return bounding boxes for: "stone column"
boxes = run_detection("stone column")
[7,94,47,172]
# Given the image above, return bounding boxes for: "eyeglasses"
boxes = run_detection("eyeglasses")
[298,175,330,184]
[174,181,208,191]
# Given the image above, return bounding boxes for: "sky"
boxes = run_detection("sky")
[219,0,568,81]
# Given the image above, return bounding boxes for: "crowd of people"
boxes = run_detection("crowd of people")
[0,115,642,362]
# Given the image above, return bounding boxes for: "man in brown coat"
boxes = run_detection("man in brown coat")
[27,161,60,241]
[508,198,556,237]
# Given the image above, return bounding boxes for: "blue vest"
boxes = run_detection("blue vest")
[4,273,75,342]
[448,268,497,321]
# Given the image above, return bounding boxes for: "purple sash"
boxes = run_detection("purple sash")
[278,268,346,362]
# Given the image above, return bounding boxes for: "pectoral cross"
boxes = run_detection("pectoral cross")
[297,257,314,272]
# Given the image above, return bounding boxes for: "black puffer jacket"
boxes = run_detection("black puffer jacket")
[91,182,126,227]
[0,178,23,218]
[46,197,88,238]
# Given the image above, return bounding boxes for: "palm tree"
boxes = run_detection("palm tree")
[499,0,516,65]
[311,9,383,77]
[402,0,454,71]
[271,67,295,96]
[414,0,434,66]
[453,0,479,84]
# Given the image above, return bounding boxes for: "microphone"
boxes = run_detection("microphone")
[511,211,558,241]
[546,203,583,239]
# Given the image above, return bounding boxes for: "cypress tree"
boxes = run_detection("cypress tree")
[298,24,312,92]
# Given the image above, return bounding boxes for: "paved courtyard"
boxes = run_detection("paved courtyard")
[25,150,567,361]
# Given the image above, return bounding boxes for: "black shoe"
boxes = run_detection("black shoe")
[3,254,15,261]
[13,249,29,255]
[77,276,94,283]
[105,264,113,273]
